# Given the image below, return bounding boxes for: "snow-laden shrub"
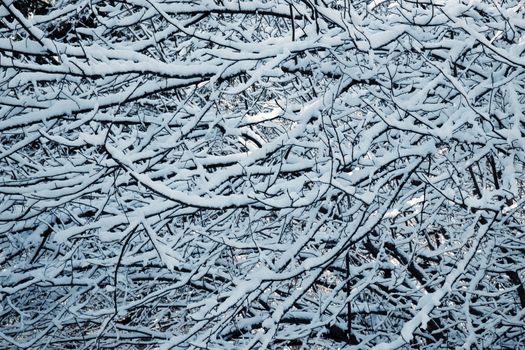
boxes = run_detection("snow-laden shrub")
[1,0,524,348]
